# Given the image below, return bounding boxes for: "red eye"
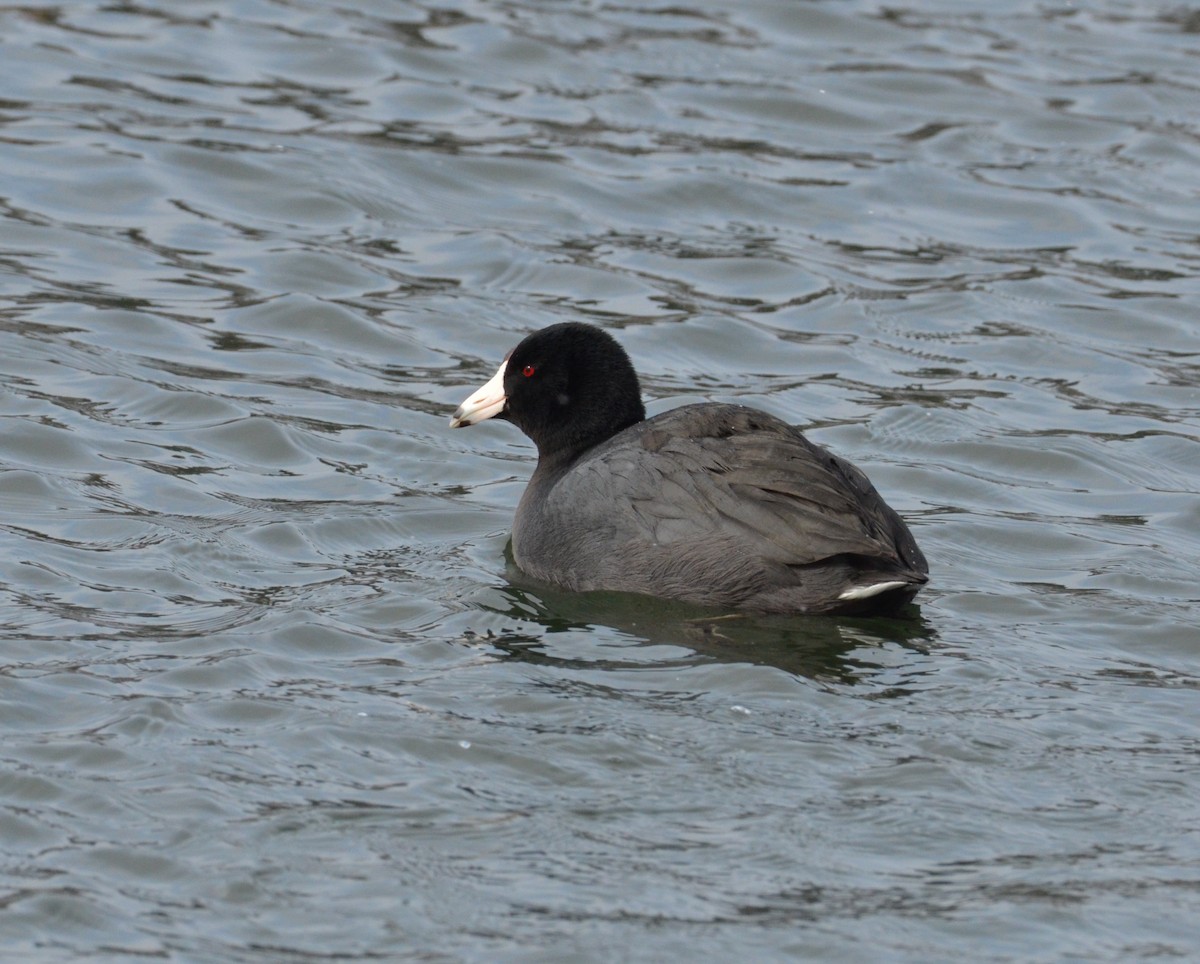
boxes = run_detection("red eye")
[522,364,536,377]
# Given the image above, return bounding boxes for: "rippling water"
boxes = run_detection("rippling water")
[2,1,1198,959]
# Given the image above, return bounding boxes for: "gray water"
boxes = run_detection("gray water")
[1,1,1198,960]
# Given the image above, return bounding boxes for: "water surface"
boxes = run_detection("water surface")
[1,1,1198,960]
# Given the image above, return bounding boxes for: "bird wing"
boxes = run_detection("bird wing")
[542,404,922,572]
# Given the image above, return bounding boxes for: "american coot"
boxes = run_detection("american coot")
[451,322,928,615]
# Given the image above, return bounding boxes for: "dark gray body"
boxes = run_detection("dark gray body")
[512,403,928,615]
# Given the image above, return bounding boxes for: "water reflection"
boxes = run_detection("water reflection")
[482,570,936,683]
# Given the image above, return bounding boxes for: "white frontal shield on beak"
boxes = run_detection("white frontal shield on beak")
[449,359,508,428]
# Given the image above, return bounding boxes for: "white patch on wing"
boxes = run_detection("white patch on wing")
[837,580,909,601]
